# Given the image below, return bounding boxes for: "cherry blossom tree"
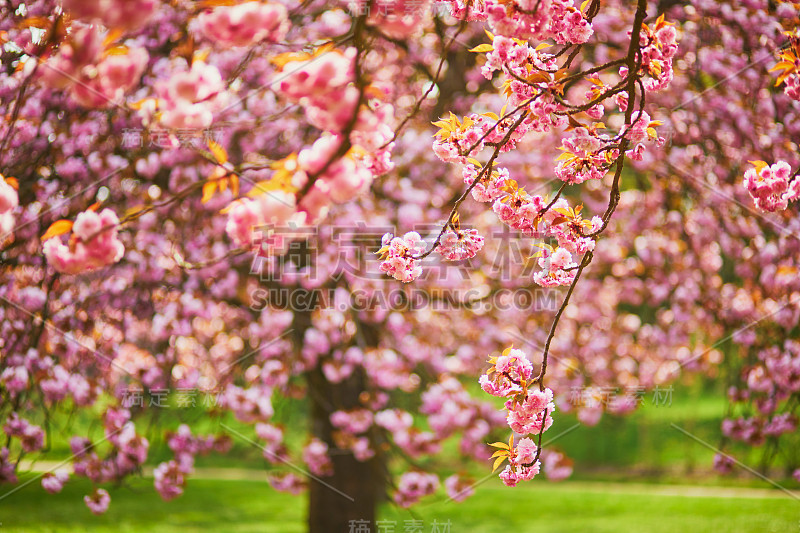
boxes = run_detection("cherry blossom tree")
[0,0,799,532]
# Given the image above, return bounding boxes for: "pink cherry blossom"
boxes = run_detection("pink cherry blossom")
[197,2,289,48]
[41,472,69,494]
[43,208,125,274]
[154,460,185,501]
[84,488,111,515]
[393,471,439,507]
[378,231,426,282]
[437,228,485,261]
[743,160,799,212]
[302,438,334,476]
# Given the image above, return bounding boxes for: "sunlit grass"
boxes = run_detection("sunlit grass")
[2,474,797,533]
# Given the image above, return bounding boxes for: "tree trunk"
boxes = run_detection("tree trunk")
[307,366,383,533]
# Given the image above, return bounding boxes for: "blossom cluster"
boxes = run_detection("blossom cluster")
[532,243,579,287]
[432,112,534,164]
[633,14,679,92]
[487,175,600,286]
[4,413,45,453]
[269,472,306,495]
[275,49,360,132]
[331,409,375,461]
[303,438,334,476]
[153,424,229,501]
[256,422,288,463]
[365,0,431,38]
[67,409,151,512]
[448,0,594,45]
[393,471,439,507]
[196,1,289,48]
[226,134,380,253]
[39,24,148,108]
[476,36,573,133]
[480,35,559,83]
[296,135,379,222]
[273,47,395,152]
[375,408,437,460]
[742,160,800,212]
[43,208,125,274]
[480,348,555,486]
[410,6,677,292]
[555,127,614,184]
[0,448,15,484]
[377,231,426,282]
[84,488,111,515]
[1,349,95,407]
[155,60,228,130]
[42,471,70,494]
[225,189,306,250]
[772,31,800,100]
[219,383,276,423]
[622,111,666,161]
[421,377,480,439]
[722,340,800,448]
[541,449,573,481]
[437,228,485,261]
[444,474,475,501]
[62,0,157,31]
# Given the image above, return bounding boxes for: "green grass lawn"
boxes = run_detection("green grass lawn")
[6,378,799,531]
[2,475,798,533]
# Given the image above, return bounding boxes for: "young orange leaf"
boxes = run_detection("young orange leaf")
[208,140,228,165]
[201,181,217,203]
[103,28,124,47]
[271,51,313,70]
[526,71,550,84]
[41,220,73,242]
[469,43,494,53]
[193,49,210,65]
[748,160,769,173]
[105,45,130,56]
[775,71,794,87]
